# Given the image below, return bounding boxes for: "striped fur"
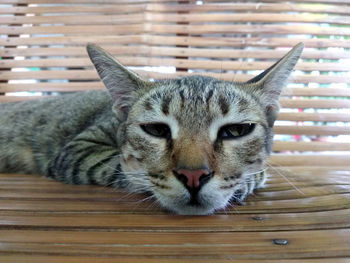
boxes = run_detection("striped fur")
[0,43,303,215]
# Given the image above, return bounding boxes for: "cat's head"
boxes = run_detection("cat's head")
[87,43,303,215]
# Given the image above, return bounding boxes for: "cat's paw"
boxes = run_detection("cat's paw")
[231,171,267,205]
[231,184,249,206]
[254,171,267,189]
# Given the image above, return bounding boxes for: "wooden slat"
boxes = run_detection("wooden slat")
[0,256,345,263]
[0,83,104,93]
[2,46,348,60]
[0,25,144,35]
[2,0,347,3]
[2,13,350,26]
[2,0,349,3]
[0,182,348,202]
[0,256,346,263]
[279,99,350,109]
[1,72,349,85]
[0,35,144,46]
[2,88,349,109]
[0,187,349,213]
[0,14,144,25]
[283,87,350,97]
[273,141,350,152]
[0,70,101,80]
[147,13,350,25]
[278,112,350,122]
[1,58,349,73]
[274,125,350,136]
[1,0,150,3]
[0,229,349,258]
[147,3,350,15]
[0,4,146,15]
[2,0,172,2]
[1,69,350,86]
[149,24,350,36]
[1,207,350,230]
[2,2,350,16]
[205,0,350,4]
[0,83,103,93]
[1,83,350,98]
[1,36,350,49]
[148,35,350,48]
[2,24,350,36]
[0,181,347,201]
[0,73,349,89]
[255,186,350,200]
[270,154,350,166]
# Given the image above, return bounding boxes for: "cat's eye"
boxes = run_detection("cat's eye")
[140,123,171,139]
[218,123,255,140]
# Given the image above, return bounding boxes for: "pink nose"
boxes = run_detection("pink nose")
[174,168,213,188]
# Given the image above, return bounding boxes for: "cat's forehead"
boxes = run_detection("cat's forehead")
[155,76,258,108]
[150,76,246,104]
[132,76,265,130]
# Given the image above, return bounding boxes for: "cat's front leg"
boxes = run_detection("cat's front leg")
[47,126,123,187]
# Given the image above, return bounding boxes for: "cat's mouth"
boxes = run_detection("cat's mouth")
[152,184,230,215]
[161,199,217,215]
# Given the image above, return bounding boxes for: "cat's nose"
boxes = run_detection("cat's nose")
[174,168,214,189]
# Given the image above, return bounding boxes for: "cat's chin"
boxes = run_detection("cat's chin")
[166,204,216,216]
[159,198,229,215]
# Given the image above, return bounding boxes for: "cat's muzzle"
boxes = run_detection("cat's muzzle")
[173,168,214,206]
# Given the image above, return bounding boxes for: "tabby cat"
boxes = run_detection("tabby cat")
[0,43,303,215]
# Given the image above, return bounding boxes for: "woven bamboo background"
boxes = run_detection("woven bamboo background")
[1,0,350,165]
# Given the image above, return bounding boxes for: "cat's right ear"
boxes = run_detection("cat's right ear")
[245,43,304,127]
[87,43,154,121]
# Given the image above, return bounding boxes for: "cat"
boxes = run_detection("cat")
[0,43,303,215]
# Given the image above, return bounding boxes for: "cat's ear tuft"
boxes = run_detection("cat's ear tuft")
[246,43,304,127]
[87,43,154,121]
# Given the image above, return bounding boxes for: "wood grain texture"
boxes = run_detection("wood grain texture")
[0,167,349,261]
[1,256,350,263]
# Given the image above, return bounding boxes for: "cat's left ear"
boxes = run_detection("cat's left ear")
[246,43,304,127]
[87,43,154,121]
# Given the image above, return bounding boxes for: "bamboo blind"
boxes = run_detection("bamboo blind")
[1,0,350,165]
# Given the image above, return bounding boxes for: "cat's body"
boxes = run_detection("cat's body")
[0,90,119,184]
[0,43,303,215]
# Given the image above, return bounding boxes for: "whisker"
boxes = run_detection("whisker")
[243,168,268,176]
[267,163,305,196]
[267,160,299,176]
[226,201,240,214]
[114,186,155,202]
[136,195,156,204]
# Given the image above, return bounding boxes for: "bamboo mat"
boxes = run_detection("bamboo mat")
[0,166,349,262]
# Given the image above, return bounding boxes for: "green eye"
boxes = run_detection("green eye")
[218,123,255,140]
[141,123,171,139]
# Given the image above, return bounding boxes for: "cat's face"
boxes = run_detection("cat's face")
[87,43,303,215]
[120,77,271,214]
